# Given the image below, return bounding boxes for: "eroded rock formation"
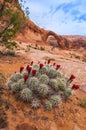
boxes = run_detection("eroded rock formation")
[22,20,71,49]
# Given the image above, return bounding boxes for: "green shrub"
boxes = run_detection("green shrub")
[40,46,45,51]
[80,99,86,108]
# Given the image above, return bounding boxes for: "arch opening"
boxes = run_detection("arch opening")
[46,35,59,48]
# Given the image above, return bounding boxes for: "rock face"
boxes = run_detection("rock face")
[16,19,86,50]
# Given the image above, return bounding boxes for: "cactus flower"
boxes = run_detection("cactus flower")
[40,63,44,69]
[24,75,29,82]
[72,84,79,89]
[31,61,33,66]
[69,74,75,82]
[56,64,61,70]
[26,65,29,70]
[20,66,24,73]
[27,67,32,73]
[32,69,36,76]
[48,59,51,64]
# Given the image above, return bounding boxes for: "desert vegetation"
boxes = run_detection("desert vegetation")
[7,59,79,110]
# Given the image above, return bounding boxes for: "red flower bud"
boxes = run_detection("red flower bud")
[24,75,29,82]
[48,59,51,64]
[31,61,33,66]
[26,65,29,70]
[32,69,36,76]
[20,66,24,73]
[27,66,32,73]
[40,63,44,69]
[69,74,75,80]
[72,84,80,90]
[56,64,61,70]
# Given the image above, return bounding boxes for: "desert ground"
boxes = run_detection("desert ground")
[0,42,86,130]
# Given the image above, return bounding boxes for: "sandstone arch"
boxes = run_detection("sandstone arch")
[24,20,70,49]
[40,30,68,49]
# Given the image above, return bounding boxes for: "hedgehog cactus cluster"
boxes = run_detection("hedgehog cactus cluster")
[7,60,80,110]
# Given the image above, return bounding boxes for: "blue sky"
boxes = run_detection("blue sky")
[19,0,86,36]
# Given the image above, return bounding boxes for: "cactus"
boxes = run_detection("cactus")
[7,60,79,110]
[18,78,25,90]
[50,95,61,107]
[21,88,33,102]
[7,80,13,89]
[44,100,52,110]
[39,74,49,84]
[10,72,22,82]
[32,64,39,70]
[40,66,48,74]
[57,79,66,90]
[38,84,48,97]
[22,71,29,77]
[28,77,39,91]
[63,90,72,99]
[31,98,41,109]
[11,83,20,92]
[32,64,40,77]
[47,68,57,78]
[57,72,63,78]
[49,79,58,91]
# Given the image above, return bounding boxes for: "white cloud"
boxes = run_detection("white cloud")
[19,0,86,35]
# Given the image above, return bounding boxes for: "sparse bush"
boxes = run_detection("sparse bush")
[25,45,30,52]
[80,99,86,108]
[40,46,45,51]
[5,49,16,56]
